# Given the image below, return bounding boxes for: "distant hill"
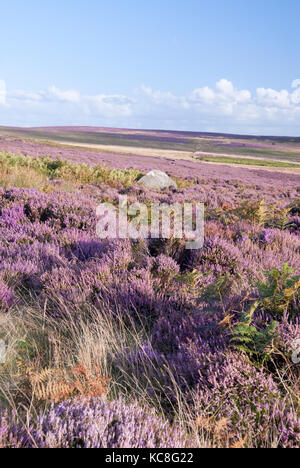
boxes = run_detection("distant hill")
[1,125,300,163]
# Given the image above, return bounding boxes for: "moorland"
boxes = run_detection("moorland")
[0,126,299,448]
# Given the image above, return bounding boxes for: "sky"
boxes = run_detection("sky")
[0,0,300,135]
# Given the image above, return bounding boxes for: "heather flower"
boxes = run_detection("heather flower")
[0,278,15,312]
[150,254,180,289]
[193,352,300,448]
[257,229,274,244]
[0,398,196,448]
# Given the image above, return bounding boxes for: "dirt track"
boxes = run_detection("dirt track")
[56,140,300,176]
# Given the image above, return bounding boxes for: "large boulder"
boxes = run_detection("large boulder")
[137,170,177,191]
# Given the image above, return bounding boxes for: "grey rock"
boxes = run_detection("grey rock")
[137,170,177,191]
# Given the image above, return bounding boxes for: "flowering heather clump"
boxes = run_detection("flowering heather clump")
[193,353,300,448]
[0,397,195,448]
[0,145,299,449]
[0,278,15,312]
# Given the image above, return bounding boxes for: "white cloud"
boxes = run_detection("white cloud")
[140,85,189,109]
[9,89,42,103]
[86,94,133,117]
[292,79,300,89]
[256,88,291,108]
[291,87,300,105]
[216,78,234,95]
[43,86,81,103]
[0,80,6,105]
[191,86,215,103]
[8,86,80,104]
[191,80,251,112]
[216,79,251,103]
[1,79,300,135]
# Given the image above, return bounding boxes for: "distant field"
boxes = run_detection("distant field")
[1,125,300,163]
[196,155,300,168]
[196,144,300,163]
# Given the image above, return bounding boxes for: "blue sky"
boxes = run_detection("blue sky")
[0,0,300,135]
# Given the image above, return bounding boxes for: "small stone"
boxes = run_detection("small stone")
[49,179,64,186]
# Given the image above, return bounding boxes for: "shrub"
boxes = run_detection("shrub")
[231,302,279,365]
[258,263,300,317]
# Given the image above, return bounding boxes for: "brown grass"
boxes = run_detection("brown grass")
[0,166,49,190]
[1,296,296,448]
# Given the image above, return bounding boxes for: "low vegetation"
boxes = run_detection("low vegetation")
[196,155,300,168]
[0,149,299,448]
[0,151,142,190]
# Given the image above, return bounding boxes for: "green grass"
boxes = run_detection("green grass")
[0,151,143,190]
[196,155,300,168]
[215,146,300,162]
[0,151,195,194]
